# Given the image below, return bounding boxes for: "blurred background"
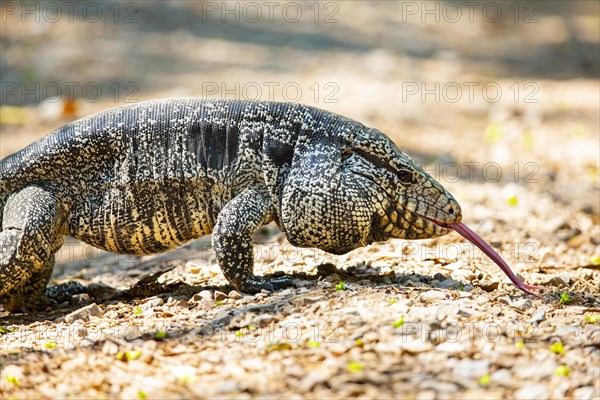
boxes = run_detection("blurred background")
[1,2,600,398]
[1,0,599,257]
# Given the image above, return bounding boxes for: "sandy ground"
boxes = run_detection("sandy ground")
[1,1,599,399]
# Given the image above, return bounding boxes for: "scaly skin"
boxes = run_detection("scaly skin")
[0,98,461,312]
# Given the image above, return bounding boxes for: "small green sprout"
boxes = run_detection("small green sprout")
[555,365,570,376]
[571,126,586,137]
[507,195,518,207]
[585,315,599,324]
[479,374,491,386]
[590,255,600,265]
[335,281,345,291]
[44,341,57,349]
[266,342,292,352]
[155,331,167,339]
[559,292,572,304]
[515,341,525,350]
[484,123,503,144]
[137,390,147,399]
[236,325,257,337]
[5,375,20,385]
[550,342,565,355]
[522,130,534,150]
[307,339,320,348]
[126,350,141,361]
[118,350,142,361]
[0,326,12,335]
[389,298,397,304]
[214,301,223,307]
[347,361,364,373]
[355,338,364,346]
[133,306,142,315]
[393,316,405,328]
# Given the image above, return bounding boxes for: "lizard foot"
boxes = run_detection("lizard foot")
[235,275,295,294]
[44,281,89,304]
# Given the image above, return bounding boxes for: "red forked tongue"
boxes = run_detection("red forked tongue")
[447,222,546,298]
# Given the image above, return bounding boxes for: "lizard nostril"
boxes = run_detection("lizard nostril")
[448,207,454,215]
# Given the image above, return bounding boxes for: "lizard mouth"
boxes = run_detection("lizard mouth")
[420,215,546,298]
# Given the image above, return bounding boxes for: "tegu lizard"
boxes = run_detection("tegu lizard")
[0,98,544,312]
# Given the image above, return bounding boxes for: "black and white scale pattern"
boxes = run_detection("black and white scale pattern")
[0,98,461,312]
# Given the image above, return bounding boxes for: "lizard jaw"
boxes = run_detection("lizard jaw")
[421,216,546,298]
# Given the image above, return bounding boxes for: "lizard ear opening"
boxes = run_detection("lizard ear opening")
[341,148,352,161]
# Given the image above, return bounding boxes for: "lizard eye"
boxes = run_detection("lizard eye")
[397,169,415,184]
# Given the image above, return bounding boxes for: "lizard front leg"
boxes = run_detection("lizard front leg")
[0,185,71,312]
[212,187,293,293]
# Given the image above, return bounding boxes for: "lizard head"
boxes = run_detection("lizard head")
[344,128,462,246]
[340,128,546,298]
[281,122,461,255]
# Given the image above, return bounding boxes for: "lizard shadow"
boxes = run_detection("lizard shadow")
[0,259,462,324]
[0,260,408,324]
